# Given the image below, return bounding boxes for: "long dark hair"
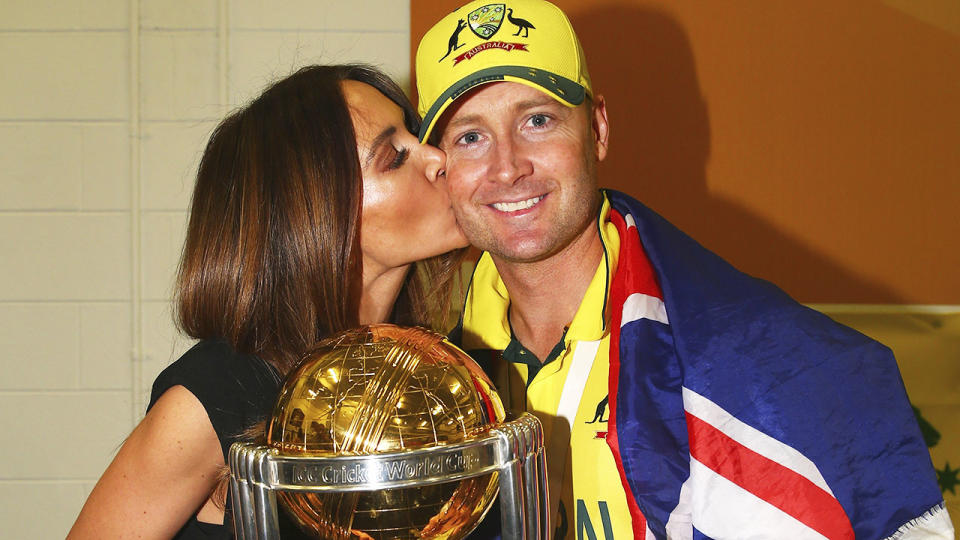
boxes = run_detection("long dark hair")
[176,64,462,374]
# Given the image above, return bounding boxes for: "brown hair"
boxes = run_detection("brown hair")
[176,64,463,375]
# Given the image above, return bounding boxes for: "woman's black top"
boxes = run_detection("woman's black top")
[148,339,307,539]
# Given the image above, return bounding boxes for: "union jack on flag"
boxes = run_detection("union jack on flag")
[605,190,952,539]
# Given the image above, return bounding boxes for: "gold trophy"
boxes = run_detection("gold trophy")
[229,324,548,539]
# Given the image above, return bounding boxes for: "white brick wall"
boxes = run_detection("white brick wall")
[0,1,410,536]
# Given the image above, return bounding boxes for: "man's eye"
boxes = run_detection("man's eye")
[457,132,481,145]
[529,114,549,127]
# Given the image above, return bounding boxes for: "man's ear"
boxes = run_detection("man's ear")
[591,94,610,162]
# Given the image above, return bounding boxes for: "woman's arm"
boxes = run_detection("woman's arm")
[67,385,224,539]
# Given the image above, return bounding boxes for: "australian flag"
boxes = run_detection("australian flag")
[604,189,952,539]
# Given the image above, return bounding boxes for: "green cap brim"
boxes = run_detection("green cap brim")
[418,65,586,143]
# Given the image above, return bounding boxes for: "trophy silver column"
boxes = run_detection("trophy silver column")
[229,325,550,539]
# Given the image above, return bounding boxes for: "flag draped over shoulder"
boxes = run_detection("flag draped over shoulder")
[604,190,952,539]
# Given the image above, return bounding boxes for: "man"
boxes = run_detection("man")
[416,1,952,538]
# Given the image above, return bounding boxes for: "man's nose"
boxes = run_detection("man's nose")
[490,136,533,185]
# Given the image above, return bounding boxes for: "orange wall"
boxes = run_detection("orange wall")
[412,1,960,304]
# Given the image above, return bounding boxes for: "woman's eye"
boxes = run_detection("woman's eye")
[387,147,409,170]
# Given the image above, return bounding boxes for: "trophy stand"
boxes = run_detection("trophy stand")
[229,412,549,540]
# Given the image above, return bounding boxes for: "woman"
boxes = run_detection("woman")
[67,65,468,539]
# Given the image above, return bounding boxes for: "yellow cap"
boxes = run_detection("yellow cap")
[416,0,592,142]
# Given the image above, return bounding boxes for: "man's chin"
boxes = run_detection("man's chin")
[485,238,556,264]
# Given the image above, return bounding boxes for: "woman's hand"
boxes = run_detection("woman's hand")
[67,385,224,539]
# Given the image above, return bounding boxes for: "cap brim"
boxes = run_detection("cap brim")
[418,66,587,143]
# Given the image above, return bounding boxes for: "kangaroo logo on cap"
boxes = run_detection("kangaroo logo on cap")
[468,4,505,40]
[438,18,469,62]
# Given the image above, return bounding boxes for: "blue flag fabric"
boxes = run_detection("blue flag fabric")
[605,189,949,539]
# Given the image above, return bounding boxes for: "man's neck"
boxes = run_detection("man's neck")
[493,224,604,363]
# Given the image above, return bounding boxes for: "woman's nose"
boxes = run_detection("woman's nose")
[422,143,446,183]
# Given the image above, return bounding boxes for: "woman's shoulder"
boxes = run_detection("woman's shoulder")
[167,338,264,369]
[148,339,283,452]
[152,339,280,396]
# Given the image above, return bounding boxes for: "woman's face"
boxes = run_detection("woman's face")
[343,80,469,276]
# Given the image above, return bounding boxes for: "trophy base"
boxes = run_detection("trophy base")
[229,412,548,540]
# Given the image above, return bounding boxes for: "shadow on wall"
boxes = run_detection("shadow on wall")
[572,5,900,304]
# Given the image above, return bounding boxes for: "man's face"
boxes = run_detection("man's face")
[436,82,609,264]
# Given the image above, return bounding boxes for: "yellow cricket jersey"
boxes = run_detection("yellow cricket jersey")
[460,195,631,540]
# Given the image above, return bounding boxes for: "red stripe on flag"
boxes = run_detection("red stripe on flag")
[610,215,663,301]
[686,412,854,540]
[606,208,650,537]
